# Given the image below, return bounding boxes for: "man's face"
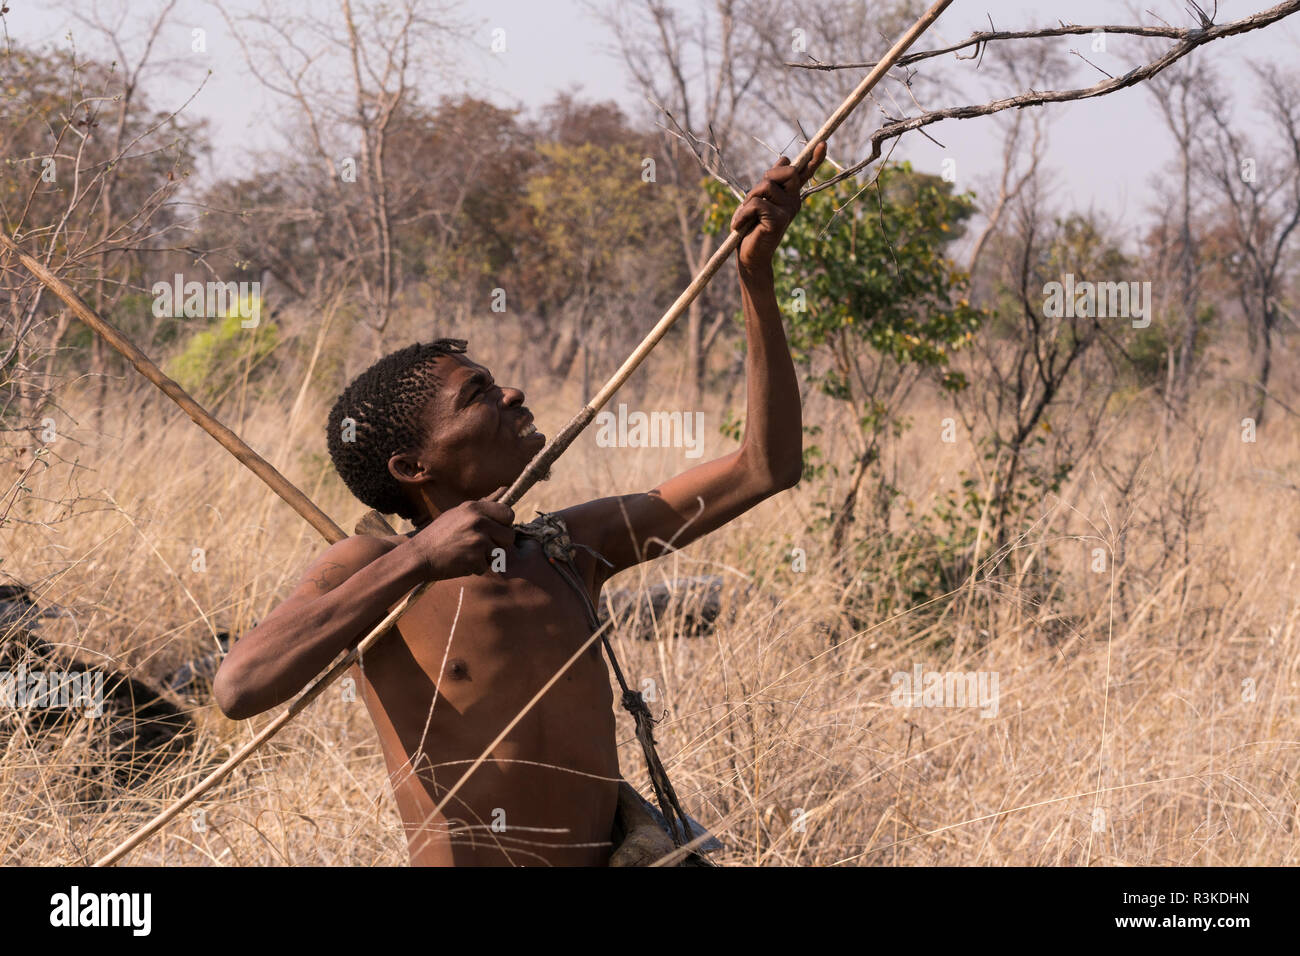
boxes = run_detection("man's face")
[393,353,546,506]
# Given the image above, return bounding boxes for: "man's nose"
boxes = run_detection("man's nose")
[502,387,525,406]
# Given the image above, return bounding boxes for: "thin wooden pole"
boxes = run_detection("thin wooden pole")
[0,233,402,864]
[93,577,431,867]
[0,232,348,544]
[12,0,954,866]
[501,0,955,507]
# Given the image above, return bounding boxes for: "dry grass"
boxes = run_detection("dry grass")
[3,315,1298,866]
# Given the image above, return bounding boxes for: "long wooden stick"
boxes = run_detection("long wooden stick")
[0,232,367,863]
[501,0,954,507]
[0,232,348,544]
[12,0,954,866]
[93,576,432,866]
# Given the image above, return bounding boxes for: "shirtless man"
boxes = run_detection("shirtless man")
[212,144,827,866]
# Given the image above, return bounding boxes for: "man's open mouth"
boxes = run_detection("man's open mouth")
[518,419,540,438]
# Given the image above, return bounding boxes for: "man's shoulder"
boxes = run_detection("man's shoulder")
[314,531,404,573]
[347,531,408,554]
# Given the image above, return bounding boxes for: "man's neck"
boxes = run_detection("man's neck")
[406,493,464,534]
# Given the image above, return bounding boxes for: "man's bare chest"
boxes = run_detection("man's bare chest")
[360,539,607,708]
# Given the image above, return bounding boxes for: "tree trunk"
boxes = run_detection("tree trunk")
[1253,304,1275,426]
[549,323,582,380]
[829,446,878,555]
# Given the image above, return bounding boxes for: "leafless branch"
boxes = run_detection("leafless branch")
[803,0,1300,197]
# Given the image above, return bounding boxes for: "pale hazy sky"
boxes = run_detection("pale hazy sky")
[6,0,1300,241]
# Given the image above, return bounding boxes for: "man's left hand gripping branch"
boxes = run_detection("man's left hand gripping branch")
[213,143,828,866]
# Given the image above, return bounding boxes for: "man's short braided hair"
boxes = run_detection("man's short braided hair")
[326,339,468,520]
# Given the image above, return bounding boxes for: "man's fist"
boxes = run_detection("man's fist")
[732,141,827,272]
[413,495,515,579]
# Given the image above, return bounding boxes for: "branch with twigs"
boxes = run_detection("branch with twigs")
[776,0,1300,198]
[647,96,747,201]
[788,22,1194,74]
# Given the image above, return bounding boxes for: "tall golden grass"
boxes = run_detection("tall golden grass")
[3,312,1298,866]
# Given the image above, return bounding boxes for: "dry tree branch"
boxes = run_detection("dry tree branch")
[787,24,1192,73]
[648,95,747,201]
[800,0,1300,197]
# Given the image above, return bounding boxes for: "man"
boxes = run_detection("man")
[213,144,827,866]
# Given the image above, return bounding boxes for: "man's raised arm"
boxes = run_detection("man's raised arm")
[561,144,826,583]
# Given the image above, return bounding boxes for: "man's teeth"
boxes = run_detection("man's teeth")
[520,422,537,437]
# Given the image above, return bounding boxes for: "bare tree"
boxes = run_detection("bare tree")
[955,184,1121,552]
[40,0,191,426]
[748,0,919,165]
[1196,64,1300,426]
[962,41,1065,277]
[1,33,200,521]
[1,14,199,428]
[597,0,766,401]
[1146,57,1216,408]
[219,0,466,356]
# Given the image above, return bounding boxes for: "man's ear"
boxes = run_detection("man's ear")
[387,451,430,488]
